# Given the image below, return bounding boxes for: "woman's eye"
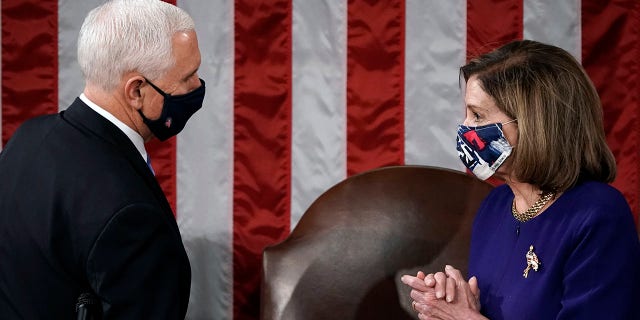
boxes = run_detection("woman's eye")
[472,112,481,122]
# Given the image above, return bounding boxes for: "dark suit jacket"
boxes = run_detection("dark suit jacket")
[0,99,191,319]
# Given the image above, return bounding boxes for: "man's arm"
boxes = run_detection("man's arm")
[86,203,191,319]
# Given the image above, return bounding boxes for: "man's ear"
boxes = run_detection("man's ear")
[124,76,146,111]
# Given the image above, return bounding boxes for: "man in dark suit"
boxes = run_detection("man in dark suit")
[0,0,205,318]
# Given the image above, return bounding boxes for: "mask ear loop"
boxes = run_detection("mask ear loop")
[502,118,518,151]
[143,78,169,97]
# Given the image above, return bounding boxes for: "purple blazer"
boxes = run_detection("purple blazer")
[469,182,640,319]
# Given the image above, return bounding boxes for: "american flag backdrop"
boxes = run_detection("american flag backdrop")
[1,0,639,319]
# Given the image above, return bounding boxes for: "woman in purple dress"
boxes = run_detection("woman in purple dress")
[401,40,640,319]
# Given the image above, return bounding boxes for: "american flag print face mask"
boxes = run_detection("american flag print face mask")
[456,121,514,180]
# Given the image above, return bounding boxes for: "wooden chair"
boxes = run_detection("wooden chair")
[260,165,493,320]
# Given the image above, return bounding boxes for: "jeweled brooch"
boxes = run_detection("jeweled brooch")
[523,245,540,278]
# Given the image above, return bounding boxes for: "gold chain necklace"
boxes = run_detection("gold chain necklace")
[511,192,555,222]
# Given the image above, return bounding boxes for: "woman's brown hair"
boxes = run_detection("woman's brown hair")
[461,40,616,192]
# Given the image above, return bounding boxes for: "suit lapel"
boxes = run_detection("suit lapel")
[61,98,175,217]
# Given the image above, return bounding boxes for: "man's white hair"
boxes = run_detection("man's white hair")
[77,0,195,91]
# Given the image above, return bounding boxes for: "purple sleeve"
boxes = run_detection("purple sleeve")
[557,199,640,319]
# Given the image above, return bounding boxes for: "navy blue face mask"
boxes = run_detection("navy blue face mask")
[139,78,206,141]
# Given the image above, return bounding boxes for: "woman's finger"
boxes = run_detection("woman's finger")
[469,276,480,298]
[433,272,447,299]
[424,273,436,287]
[445,275,457,303]
[401,275,430,291]
[444,265,463,284]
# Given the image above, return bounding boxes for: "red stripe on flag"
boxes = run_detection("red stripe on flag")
[466,0,522,187]
[143,1,178,214]
[466,0,523,61]
[145,138,177,213]
[1,0,58,146]
[233,1,292,319]
[582,0,640,225]
[346,0,405,176]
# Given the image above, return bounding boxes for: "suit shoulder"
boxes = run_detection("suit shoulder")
[4,113,60,143]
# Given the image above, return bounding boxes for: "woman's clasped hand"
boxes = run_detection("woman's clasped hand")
[402,266,486,320]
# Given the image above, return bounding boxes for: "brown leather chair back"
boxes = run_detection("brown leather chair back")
[261,165,493,320]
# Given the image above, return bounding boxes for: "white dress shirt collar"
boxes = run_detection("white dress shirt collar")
[79,93,147,162]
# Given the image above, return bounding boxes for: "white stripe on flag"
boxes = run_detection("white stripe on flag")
[291,0,348,228]
[177,1,235,319]
[404,0,467,170]
[524,0,582,61]
[58,0,100,111]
